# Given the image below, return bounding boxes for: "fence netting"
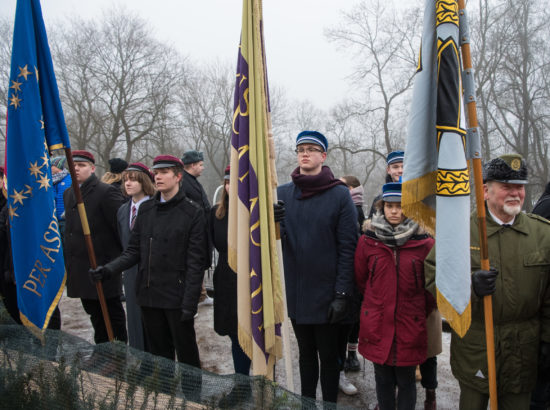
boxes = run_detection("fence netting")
[0,305,354,409]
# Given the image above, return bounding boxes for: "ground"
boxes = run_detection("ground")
[60,290,460,409]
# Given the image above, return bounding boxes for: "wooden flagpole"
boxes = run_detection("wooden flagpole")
[64,147,114,342]
[257,1,294,390]
[458,1,498,408]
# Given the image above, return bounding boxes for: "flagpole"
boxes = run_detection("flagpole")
[458,2,498,408]
[64,147,115,342]
[257,6,294,391]
[268,136,294,392]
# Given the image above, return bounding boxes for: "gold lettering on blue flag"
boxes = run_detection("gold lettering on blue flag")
[7,0,68,335]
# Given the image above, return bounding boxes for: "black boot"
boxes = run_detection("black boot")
[424,389,436,410]
[344,350,360,372]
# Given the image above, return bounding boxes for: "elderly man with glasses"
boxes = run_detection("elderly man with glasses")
[277,130,358,404]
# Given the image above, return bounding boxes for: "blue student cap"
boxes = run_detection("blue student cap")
[386,150,404,165]
[296,131,328,152]
[382,182,402,202]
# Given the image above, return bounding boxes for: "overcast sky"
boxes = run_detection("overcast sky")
[2,0,369,110]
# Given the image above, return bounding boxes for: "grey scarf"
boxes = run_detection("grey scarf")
[371,211,419,247]
[52,169,69,185]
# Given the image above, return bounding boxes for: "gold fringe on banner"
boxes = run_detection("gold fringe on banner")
[437,288,471,338]
[238,324,254,361]
[402,171,438,235]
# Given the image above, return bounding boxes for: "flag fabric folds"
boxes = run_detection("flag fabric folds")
[6,0,70,335]
[402,0,471,337]
[228,0,284,377]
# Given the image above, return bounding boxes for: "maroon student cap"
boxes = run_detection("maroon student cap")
[152,155,184,169]
[127,162,154,182]
[72,150,95,164]
[224,165,230,180]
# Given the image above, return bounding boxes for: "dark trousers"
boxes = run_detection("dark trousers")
[48,306,62,330]
[291,320,340,404]
[420,355,438,390]
[348,321,359,345]
[81,297,127,344]
[459,381,530,410]
[373,363,416,410]
[338,324,351,370]
[530,374,550,410]
[229,334,251,375]
[140,306,200,368]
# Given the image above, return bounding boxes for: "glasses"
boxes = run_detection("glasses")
[295,147,323,154]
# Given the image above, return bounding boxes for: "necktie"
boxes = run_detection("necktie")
[130,205,137,230]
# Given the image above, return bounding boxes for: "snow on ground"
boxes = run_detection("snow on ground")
[59,291,460,409]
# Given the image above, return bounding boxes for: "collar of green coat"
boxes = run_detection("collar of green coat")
[482,203,530,237]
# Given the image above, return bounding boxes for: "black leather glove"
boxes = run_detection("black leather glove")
[327,293,348,324]
[471,268,498,297]
[539,342,550,381]
[273,200,285,223]
[89,265,111,282]
[180,308,195,322]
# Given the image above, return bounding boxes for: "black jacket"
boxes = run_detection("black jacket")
[105,189,206,312]
[181,171,212,269]
[210,203,237,336]
[63,174,125,299]
[533,182,550,219]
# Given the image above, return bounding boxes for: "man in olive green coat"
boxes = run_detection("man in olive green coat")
[425,154,550,410]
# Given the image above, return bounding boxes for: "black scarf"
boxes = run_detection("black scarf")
[291,166,345,199]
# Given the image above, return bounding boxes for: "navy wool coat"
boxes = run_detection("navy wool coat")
[277,182,358,324]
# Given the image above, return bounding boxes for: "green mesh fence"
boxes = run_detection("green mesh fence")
[0,306,355,409]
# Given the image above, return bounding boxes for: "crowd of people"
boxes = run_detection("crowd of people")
[0,131,549,410]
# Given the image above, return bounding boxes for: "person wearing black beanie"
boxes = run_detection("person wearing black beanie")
[102,157,129,190]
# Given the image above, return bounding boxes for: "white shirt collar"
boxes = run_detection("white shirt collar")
[487,208,515,226]
[130,195,150,215]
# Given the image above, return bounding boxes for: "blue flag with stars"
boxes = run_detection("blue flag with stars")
[6,0,70,335]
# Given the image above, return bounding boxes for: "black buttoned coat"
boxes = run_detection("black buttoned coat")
[63,174,125,299]
[105,190,206,313]
[181,171,212,270]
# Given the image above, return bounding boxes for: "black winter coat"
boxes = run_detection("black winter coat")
[105,189,206,312]
[64,174,125,299]
[210,203,237,336]
[181,171,212,270]
[533,182,550,219]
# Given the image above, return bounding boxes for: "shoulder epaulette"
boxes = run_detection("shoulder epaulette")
[526,212,550,225]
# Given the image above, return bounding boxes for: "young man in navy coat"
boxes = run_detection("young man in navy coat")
[277,131,358,404]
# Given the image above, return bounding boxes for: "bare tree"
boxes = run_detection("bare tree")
[321,0,420,197]
[326,0,420,155]
[471,0,509,159]
[51,21,103,153]
[52,7,184,172]
[175,60,235,183]
[0,18,13,155]
[473,0,550,207]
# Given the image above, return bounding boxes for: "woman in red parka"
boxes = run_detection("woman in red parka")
[355,182,435,410]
